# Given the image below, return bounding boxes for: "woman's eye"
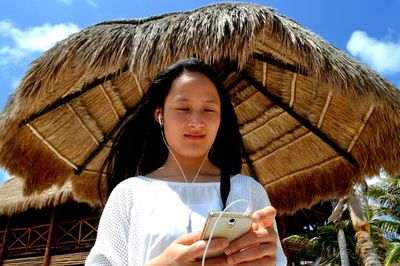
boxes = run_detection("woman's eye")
[177,108,189,111]
[205,109,215,112]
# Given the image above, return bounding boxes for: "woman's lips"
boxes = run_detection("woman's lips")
[184,134,205,140]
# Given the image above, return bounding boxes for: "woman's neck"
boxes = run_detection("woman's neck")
[150,154,220,182]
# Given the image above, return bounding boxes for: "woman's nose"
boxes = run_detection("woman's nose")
[188,111,204,127]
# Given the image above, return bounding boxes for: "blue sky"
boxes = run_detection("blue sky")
[0,0,399,184]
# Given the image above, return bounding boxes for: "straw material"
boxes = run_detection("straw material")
[0,3,399,214]
[0,177,73,216]
[49,252,89,265]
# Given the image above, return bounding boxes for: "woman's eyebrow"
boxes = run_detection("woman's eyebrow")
[174,96,219,104]
[205,99,219,104]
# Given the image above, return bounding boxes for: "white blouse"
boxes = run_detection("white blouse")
[86,174,287,265]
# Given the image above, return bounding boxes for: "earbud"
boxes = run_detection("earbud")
[158,113,163,126]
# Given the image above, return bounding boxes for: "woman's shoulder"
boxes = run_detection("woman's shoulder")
[232,174,267,195]
[232,174,261,186]
[105,176,154,207]
[110,176,150,195]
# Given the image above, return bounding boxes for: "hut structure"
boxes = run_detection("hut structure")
[0,2,399,264]
[0,2,399,213]
[0,178,99,265]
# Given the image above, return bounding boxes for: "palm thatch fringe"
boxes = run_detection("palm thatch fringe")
[0,178,74,216]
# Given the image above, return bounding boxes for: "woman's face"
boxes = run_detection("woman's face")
[158,71,221,159]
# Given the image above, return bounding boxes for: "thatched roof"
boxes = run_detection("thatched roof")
[0,177,74,216]
[0,3,399,214]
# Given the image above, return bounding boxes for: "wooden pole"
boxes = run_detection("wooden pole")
[43,207,57,266]
[0,216,11,265]
[330,197,350,266]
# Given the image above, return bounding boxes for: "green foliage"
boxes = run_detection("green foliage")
[368,175,400,239]
[285,221,359,265]
[283,173,400,265]
[384,241,400,266]
[368,173,400,264]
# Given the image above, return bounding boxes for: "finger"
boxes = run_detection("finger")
[225,227,277,256]
[252,206,276,227]
[232,255,276,266]
[190,237,230,259]
[175,231,202,245]
[226,242,277,265]
[203,256,230,266]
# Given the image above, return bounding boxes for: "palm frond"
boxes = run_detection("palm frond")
[369,175,400,222]
[369,222,390,260]
[374,219,400,234]
[285,223,359,265]
[369,187,400,209]
[384,241,400,266]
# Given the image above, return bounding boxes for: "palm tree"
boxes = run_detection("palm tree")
[368,173,400,265]
[330,197,350,265]
[283,174,400,265]
[283,209,389,265]
[347,190,382,265]
[283,218,359,265]
[282,194,389,264]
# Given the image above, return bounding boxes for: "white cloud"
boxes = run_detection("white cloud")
[57,0,72,4]
[0,20,79,66]
[0,20,80,53]
[56,0,98,7]
[347,30,400,75]
[88,0,98,7]
[0,46,26,65]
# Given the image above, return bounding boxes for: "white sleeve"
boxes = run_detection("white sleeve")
[250,178,288,266]
[85,184,130,266]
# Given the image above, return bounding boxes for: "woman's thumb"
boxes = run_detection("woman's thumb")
[175,231,202,245]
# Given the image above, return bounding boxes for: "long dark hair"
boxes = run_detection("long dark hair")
[101,58,243,208]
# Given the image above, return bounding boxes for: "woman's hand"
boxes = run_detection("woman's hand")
[223,206,278,265]
[146,231,230,266]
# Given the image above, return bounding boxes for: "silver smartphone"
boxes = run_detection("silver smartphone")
[199,211,253,259]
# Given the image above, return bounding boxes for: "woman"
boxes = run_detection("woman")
[86,58,287,265]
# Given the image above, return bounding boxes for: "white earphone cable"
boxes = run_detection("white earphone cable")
[201,199,251,266]
[159,115,253,266]
[160,129,209,183]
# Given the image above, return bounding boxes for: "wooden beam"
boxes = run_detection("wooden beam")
[0,216,11,265]
[27,123,78,170]
[252,53,307,75]
[20,64,129,127]
[240,70,359,169]
[43,206,56,266]
[75,102,136,174]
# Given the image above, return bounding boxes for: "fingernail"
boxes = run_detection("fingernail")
[253,214,261,222]
[222,239,230,247]
[224,247,231,255]
[227,256,234,264]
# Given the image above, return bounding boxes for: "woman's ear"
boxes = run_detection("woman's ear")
[154,108,163,126]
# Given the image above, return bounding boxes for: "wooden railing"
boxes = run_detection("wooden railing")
[1,216,99,260]
[7,224,49,251]
[0,229,4,250]
[54,217,98,247]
